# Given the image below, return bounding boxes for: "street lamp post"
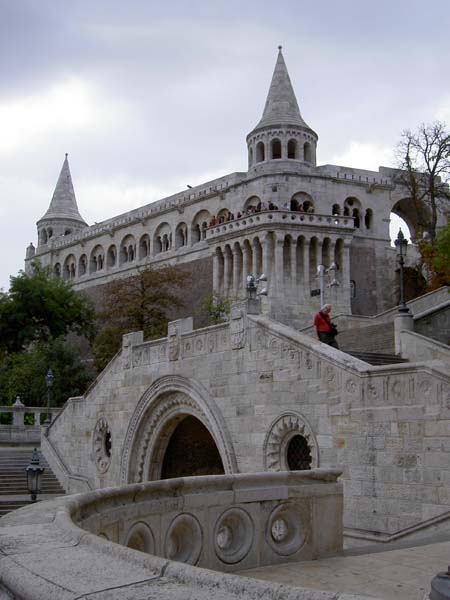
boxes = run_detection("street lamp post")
[246,274,268,313]
[394,229,409,313]
[26,448,45,502]
[44,369,54,426]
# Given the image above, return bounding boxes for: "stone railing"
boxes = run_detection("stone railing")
[0,470,361,600]
[0,402,59,443]
[399,330,450,366]
[206,210,354,240]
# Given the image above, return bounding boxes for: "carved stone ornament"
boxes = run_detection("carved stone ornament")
[263,412,319,471]
[93,417,112,473]
[230,307,246,350]
[168,323,180,361]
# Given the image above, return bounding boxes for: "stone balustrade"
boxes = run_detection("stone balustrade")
[206,210,353,241]
[0,403,59,443]
[0,470,355,600]
[74,469,343,572]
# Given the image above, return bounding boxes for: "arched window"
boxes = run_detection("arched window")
[332,204,341,216]
[120,235,136,264]
[40,229,48,245]
[78,254,87,276]
[353,208,360,228]
[271,138,282,160]
[256,141,265,163]
[364,208,373,229]
[47,228,53,239]
[139,235,150,259]
[64,229,72,236]
[304,142,312,163]
[90,245,105,273]
[350,280,356,298]
[175,223,188,249]
[107,245,117,268]
[286,435,312,470]
[287,138,297,159]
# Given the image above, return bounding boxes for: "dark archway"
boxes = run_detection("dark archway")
[286,435,312,470]
[161,415,225,479]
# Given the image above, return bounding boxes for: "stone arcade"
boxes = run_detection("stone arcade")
[25,49,450,547]
[25,47,447,325]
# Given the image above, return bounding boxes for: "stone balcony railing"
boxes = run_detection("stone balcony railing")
[206,210,354,241]
[0,402,59,443]
[0,470,354,600]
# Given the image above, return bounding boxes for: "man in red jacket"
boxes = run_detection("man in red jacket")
[313,304,339,349]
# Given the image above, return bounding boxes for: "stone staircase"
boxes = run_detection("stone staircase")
[339,322,396,354]
[345,351,409,366]
[0,446,65,517]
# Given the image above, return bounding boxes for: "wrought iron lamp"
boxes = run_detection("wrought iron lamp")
[26,448,45,502]
[394,228,409,313]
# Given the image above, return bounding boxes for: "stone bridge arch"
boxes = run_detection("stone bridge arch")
[120,375,237,483]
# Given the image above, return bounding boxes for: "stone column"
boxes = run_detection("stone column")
[242,241,251,290]
[341,240,351,310]
[223,249,232,296]
[303,238,310,297]
[290,239,297,294]
[274,235,284,293]
[232,246,241,297]
[213,249,220,294]
[262,235,272,294]
[394,312,414,355]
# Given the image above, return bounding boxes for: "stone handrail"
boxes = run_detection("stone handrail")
[207,210,354,241]
[399,329,450,366]
[0,471,371,600]
[0,404,59,444]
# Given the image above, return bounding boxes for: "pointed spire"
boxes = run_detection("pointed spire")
[39,154,86,224]
[254,46,311,130]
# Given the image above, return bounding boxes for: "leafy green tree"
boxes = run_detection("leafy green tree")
[420,221,450,289]
[0,337,94,407]
[0,262,96,353]
[93,265,189,370]
[201,292,231,324]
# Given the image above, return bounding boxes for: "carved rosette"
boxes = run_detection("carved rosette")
[93,417,112,473]
[263,412,318,471]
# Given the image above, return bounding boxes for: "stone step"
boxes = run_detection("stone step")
[344,351,409,366]
[338,322,396,354]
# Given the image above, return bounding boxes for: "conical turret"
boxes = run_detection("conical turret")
[246,47,318,169]
[37,154,87,247]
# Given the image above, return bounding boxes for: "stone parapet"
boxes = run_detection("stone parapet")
[0,471,371,600]
[0,404,59,444]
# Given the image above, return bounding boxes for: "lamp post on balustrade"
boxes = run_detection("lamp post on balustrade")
[44,369,54,426]
[394,228,409,313]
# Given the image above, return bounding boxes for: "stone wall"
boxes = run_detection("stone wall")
[44,309,450,541]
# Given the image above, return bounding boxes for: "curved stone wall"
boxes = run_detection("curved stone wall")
[0,470,355,600]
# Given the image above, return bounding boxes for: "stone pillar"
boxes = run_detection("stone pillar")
[223,249,232,296]
[290,239,297,294]
[232,246,241,297]
[242,242,251,290]
[394,312,414,355]
[303,238,310,298]
[341,240,351,311]
[212,250,220,294]
[274,235,284,293]
[262,235,272,294]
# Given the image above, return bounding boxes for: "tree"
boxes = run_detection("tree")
[420,221,450,290]
[0,337,94,407]
[0,262,96,353]
[201,292,231,324]
[93,265,189,370]
[396,121,450,241]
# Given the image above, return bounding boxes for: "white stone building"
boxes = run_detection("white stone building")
[26,47,439,325]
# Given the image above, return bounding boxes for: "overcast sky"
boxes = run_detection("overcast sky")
[1,0,449,291]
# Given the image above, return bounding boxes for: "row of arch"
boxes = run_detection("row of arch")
[213,233,349,300]
[249,138,314,166]
[51,193,368,281]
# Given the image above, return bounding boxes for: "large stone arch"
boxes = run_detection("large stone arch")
[120,375,237,484]
[391,197,430,241]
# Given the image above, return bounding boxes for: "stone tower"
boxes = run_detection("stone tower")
[36,154,87,250]
[246,46,318,170]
